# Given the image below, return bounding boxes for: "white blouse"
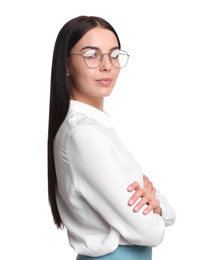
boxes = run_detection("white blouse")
[54,100,176,257]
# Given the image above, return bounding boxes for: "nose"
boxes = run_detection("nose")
[99,54,112,71]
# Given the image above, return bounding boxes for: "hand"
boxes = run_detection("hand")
[127,175,162,216]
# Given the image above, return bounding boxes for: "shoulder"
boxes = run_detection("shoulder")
[56,110,100,138]
[68,124,106,151]
[55,110,108,148]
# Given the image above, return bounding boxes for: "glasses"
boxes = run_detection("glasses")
[69,49,129,69]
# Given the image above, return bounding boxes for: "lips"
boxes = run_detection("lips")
[96,78,112,86]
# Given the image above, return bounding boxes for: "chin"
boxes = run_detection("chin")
[97,87,114,97]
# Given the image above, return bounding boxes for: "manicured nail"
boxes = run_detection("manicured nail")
[134,206,139,212]
[127,186,132,191]
[128,199,134,205]
[143,210,148,215]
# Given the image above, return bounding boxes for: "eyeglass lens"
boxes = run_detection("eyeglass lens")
[83,50,129,69]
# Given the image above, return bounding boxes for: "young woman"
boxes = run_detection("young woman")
[48,16,176,260]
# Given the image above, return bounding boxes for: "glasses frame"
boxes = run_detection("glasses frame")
[69,49,130,69]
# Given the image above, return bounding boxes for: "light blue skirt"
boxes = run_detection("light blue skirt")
[76,245,152,260]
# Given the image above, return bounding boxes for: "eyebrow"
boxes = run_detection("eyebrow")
[81,46,120,51]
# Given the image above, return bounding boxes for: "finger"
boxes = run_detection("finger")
[143,203,155,215]
[146,180,152,190]
[128,188,144,206]
[127,181,140,192]
[147,181,154,194]
[143,199,160,215]
[143,175,149,189]
[133,196,150,212]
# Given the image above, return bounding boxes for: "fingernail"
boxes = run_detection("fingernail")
[134,206,139,212]
[143,210,147,215]
[127,186,132,191]
[128,199,134,205]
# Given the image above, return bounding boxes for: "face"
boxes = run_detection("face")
[67,27,120,106]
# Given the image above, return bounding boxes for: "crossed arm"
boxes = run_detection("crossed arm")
[127,175,176,227]
[127,175,162,216]
[66,125,175,244]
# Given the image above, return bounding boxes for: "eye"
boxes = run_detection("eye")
[110,50,120,58]
[83,49,96,58]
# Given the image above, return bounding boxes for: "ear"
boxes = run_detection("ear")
[67,69,70,77]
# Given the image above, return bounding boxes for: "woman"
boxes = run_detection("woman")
[48,16,176,260]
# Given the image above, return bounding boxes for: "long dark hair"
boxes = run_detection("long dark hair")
[48,16,121,228]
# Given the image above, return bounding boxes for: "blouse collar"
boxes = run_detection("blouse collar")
[69,100,111,129]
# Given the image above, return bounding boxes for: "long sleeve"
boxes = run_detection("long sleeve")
[155,191,176,227]
[66,125,165,247]
[54,100,175,257]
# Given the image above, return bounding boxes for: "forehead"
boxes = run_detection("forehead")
[72,27,119,51]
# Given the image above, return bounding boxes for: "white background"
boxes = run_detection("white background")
[1,0,213,259]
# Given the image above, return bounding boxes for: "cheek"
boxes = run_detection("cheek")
[69,62,89,82]
[70,66,95,89]
[113,69,120,82]
[69,60,84,78]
